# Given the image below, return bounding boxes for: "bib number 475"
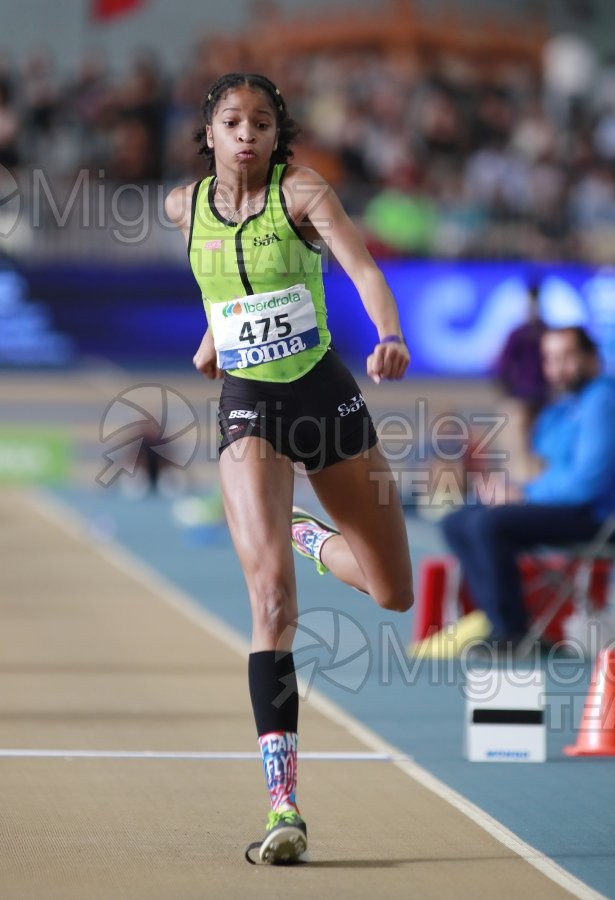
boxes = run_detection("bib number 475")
[239,313,291,345]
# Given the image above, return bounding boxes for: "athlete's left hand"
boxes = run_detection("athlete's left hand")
[367,341,410,383]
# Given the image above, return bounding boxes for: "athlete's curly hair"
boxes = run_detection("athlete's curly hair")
[194,73,299,171]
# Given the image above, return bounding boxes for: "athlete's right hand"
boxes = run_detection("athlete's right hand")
[193,329,223,379]
[367,339,410,383]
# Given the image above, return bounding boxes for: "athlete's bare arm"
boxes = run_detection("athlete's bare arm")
[165,183,221,379]
[281,165,410,382]
[164,183,195,238]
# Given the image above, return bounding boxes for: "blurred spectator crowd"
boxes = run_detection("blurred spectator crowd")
[2,26,615,262]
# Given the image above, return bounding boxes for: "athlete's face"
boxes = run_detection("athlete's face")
[206,87,279,171]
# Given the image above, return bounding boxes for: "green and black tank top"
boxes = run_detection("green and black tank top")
[188,162,331,382]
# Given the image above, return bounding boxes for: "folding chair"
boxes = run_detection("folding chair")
[516,511,615,658]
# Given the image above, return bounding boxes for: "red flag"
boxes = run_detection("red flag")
[92,0,145,20]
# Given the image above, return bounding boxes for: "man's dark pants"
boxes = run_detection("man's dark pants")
[441,502,600,638]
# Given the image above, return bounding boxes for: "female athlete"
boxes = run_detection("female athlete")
[165,72,413,865]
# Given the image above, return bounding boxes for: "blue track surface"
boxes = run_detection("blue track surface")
[55,487,615,898]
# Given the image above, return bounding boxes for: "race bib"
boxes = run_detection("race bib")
[210,284,320,370]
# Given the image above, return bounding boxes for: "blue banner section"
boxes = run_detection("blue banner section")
[324,261,615,377]
[0,265,75,366]
[5,260,615,375]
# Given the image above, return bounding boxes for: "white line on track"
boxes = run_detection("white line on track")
[0,749,395,761]
[25,489,606,900]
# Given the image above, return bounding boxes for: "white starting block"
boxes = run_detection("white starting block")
[465,668,546,762]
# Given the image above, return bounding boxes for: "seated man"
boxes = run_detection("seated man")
[441,326,615,650]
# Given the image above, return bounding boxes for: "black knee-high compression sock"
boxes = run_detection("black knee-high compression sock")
[248,650,298,734]
[249,650,299,812]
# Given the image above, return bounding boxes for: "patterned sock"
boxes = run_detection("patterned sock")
[249,652,300,812]
[292,519,335,571]
[258,731,298,812]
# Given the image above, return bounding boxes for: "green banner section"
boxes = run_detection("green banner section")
[0,429,72,483]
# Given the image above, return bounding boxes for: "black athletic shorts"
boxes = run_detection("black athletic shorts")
[218,348,378,471]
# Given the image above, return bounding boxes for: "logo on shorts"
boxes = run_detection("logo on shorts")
[228,409,259,420]
[337,394,365,417]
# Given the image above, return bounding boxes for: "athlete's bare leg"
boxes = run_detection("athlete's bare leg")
[219,437,297,651]
[307,443,413,612]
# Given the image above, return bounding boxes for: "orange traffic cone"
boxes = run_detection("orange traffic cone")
[564,649,615,756]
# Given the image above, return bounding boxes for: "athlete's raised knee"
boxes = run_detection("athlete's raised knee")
[373,583,414,613]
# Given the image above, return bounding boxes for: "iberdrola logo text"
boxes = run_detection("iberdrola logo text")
[221,290,301,318]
